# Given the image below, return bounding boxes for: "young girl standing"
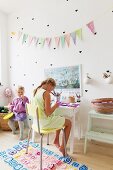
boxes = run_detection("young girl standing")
[8,86,29,140]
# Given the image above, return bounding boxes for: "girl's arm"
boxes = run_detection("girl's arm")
[9,100,15,112]
[44,91,59,116]
[21,96,29,105]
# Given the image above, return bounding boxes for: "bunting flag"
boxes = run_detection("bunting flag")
[87,21,95,34]
[55,37,60,47]
[39,38,45,47]
[16,19,96,48]
[28,35,34,46]
[18,31,23,40]
[33,36,37,45]
[75,28,82,40]
[22,34,28,44]
[35,38,39,46]
[11,32,16,36]
[46,37,51,47]
[60,35,65,48]
[65,34,70,47]
[70,32,76,45]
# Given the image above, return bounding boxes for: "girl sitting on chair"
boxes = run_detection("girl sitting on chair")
[32,78,71,156]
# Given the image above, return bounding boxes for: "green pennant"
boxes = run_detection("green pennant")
[60,35,65,48]
[22,34,28,44]
[39,38,45,47]
[75,28,82,40]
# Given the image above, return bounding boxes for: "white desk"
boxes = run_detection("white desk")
[55,104,80,154]
[84,110,113,154]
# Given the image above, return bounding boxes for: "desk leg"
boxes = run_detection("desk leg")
[70,115,75,154]
[77,115,81,140]
[77,125,81,140]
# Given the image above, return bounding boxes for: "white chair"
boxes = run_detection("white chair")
[25,103,67,170]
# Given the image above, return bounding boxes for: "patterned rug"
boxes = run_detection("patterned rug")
[0,140,91,170]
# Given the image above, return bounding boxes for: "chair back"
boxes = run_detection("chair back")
[26,103,41,134]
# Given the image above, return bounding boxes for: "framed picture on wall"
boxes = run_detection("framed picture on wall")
[44,65,82,94]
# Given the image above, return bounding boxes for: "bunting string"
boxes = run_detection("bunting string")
[10,4,113,48]
[11,20,95,48]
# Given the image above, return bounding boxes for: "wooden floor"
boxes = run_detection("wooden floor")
[0,130,113,170]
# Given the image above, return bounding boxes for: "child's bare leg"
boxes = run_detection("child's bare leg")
[59,119,71,156]
[54,129,61,148]
[18,121,24,140]
[8,119,16,134]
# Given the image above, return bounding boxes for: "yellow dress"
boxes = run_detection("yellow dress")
[32,88,65,130]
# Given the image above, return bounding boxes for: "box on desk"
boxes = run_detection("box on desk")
[0,113,18,131]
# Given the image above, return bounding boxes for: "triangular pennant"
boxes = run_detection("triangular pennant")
[35,38,39,46]
[33,36,37,44]
[75,28,82,40]
[70,32,76,45]
[65,34,70,47]
[22,34,28,44]
[46,37,51,47]
[87,21,95,34]
[29,35,34,46]
[11,32,16,36]
[55,37,60,47]
[39,38,45,47]
[18,31,23,41]
[60,35,65,48]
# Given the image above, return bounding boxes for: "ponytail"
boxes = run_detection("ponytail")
[33,80,47,96]
[33,87,39,97]
[33,78,56,96]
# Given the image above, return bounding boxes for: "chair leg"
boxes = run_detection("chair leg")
[62,128,67,157]
[32,129,36,142]
[26,127,32,154]
[47,133,49,145]
[40,134,43,170]
[84,137,87,154]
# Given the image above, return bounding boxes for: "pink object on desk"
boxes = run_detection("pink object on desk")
[68,103,80,107]
[59,102,80,108]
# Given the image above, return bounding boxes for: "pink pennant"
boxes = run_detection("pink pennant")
[18,31,22,40]
[33,36,37,44]
[55,37,60,47]
[46,37,51,47]
[29,35,34,46]
[65,34,70,47]
[87,21,96,34]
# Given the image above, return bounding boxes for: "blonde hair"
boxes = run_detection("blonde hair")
[33,78,56,96]
[17,85,25,91]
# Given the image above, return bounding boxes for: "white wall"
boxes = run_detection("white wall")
[7,0,113,136]
[0,11,8,105]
